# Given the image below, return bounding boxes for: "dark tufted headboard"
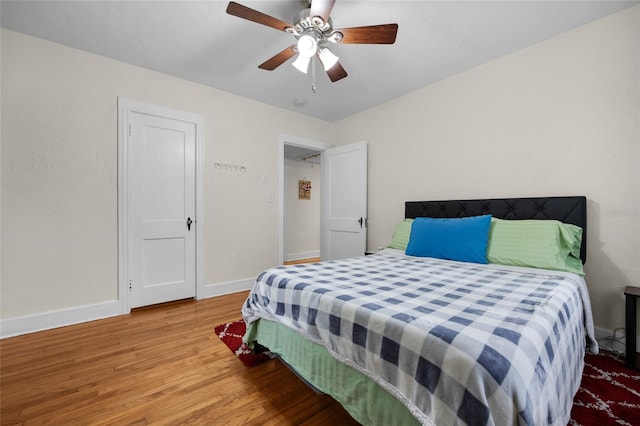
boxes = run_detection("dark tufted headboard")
[405,196,587,263]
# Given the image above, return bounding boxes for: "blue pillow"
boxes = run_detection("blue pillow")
[405,215,492,264]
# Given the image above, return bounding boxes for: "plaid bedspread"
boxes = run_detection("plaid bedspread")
[242,251,597,426]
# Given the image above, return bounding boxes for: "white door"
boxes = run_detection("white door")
[321,141,368,260]
[129,112,196,308]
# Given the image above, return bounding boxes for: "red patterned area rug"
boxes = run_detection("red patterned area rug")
[216,321,640,423]
[570,351,640,425]
[215,320,275,367]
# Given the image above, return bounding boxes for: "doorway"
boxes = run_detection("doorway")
[278,135,368,265]
[284,145,322,264]
[278,134,331,265]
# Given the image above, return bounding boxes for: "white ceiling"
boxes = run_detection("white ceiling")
[1,1,637,122]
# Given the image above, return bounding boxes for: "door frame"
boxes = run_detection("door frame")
[278,134,332,266]
[118,97,205,314]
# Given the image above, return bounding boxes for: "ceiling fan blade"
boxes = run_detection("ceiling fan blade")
[226,2,292,32]
[258,45,297,70]
[336,24,398,44]
[309,0,336,25]
[326,61,348,82]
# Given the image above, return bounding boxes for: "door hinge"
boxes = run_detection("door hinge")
[129,280,132,292]
[128,124,132,137]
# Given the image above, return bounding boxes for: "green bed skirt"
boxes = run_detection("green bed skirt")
[245,319,421,426]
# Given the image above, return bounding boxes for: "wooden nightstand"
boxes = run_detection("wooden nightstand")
[624,286,640,370]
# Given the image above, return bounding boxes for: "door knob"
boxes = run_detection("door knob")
[187,217,193,231]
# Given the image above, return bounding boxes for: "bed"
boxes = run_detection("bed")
[243,196,598,425]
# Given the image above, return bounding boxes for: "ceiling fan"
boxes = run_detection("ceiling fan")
[226,0,398,83]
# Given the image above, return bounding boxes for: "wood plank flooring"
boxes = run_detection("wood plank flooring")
[283,258,321,266]
[0,292,360,425]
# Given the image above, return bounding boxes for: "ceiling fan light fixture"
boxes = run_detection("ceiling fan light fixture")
[292,54,311,73]
[319,48,339,71]
[297,33,318,58]
[327,31,343,44]
[226,1,399,85]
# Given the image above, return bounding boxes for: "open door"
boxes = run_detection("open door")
[321,141,368,261]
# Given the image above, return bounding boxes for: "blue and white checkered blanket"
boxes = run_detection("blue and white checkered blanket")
[242,250,597,425]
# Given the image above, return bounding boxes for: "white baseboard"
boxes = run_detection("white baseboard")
[594,325,637,354]
[1,279,256,339]
[286,250,320,262]
[0,300,122,339]
[201,278,254,299]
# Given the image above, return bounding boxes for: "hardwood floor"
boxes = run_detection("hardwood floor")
[283,258,321,266]
[0,292,360,425]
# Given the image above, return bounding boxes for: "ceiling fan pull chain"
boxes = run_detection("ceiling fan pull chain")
[311,58,317,93]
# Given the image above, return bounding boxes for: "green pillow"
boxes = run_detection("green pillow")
[486,218,584,275]
[387,219,414,250]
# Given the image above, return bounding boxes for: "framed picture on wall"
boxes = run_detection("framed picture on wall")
[299,179,311,200]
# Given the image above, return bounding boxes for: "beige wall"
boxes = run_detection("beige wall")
[1,29,334,319]
[284,159,321,260]
[335,6,640,332]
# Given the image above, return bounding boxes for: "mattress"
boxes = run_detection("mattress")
[243,249,597,425]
